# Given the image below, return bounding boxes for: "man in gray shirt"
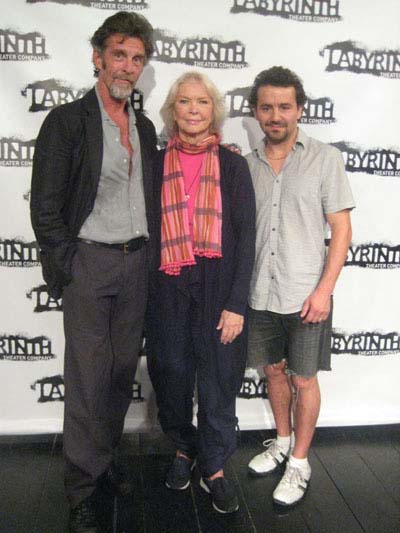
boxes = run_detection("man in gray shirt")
[31,12,157,532]
[246,66,354,507]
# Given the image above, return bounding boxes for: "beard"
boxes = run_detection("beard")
[109,80,134,100]
[264,122,290,144]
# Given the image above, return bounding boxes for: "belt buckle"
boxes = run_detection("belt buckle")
[123,242,129,254]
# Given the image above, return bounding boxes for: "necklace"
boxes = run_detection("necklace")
[184,161,203,200]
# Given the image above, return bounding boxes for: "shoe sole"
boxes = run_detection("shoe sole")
[165,479,191,490]
[199,477,239,514]
[248,463,283,477]
[165,459,196,491]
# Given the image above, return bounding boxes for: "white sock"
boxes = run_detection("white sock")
[276,434,291,451]
[289,455,311,476]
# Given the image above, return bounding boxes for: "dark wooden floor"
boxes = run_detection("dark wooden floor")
[0,425,399,533]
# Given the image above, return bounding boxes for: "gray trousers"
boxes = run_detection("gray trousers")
[62,241,147,507]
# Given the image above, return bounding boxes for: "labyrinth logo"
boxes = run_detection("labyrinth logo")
[226,86,252,117]
[300,97,336,124]
[320,41,400,79]
[131,380,144,403]
[21,80,143,113]
[27,285,62,313]
[21,80,88,112]
[0,137,35,167]
[131,89,143,112]
[238,375,268,399]
[332,330,400,356]
[231,0,341,22]
[31,375,64,402]
[0,335,54,361]
[152,29,247,69]
[26,0,148,10]
[226,86,335,123]
[332,142,400,177]
[345,243,400,270]
[0,239,40,267]
[0,29,49,61]
[30,375,144,402]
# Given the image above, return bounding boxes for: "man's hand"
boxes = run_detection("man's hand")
[216,310,244,344]
[300,289,331,324]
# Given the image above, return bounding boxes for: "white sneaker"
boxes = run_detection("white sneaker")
[273,462,311,507]
[248,438,290,476]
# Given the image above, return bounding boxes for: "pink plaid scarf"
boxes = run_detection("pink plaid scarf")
[160,134,222,276]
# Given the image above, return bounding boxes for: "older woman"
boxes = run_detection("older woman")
[146,72,255,514]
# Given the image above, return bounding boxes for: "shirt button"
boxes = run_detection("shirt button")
[273,203,277,207]
[276,180,279,183]
[271,252,275,255]
[272,228,276,231]
[115,137,119,142]
[271,276,274,279]
[135,230,140,235]
[124,158,127,163]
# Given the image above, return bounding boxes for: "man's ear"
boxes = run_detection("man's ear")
[92,49,102,72]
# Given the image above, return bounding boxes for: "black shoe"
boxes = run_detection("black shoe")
[69,495,98,533]
[100,463,132,497]
[165,455,195,490]
[200,476,239,514]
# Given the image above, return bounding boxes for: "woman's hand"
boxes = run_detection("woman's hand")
[216,310,244,344]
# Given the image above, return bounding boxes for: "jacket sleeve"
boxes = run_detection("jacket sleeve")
[223,150,256,316]
[30,107,77,298]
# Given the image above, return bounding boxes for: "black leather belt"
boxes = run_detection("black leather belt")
[78,237,147,253]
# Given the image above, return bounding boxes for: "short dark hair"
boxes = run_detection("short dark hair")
[248,66,307,108]
[90,11,154,66]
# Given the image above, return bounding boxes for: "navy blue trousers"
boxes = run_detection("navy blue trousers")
[146,265,244,477]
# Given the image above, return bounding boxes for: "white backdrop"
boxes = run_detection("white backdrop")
[1,0,399,434]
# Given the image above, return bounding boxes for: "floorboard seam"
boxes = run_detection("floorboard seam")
[33,433,58,533]
[355,447,400,509]
[190,483,202,532]
[232,463,257,533]
[312,446,366,532]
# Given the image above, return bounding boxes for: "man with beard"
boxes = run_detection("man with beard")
[245,67,354,507]
[30,12,157,532]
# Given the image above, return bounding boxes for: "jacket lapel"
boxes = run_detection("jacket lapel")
[83,88,103,194]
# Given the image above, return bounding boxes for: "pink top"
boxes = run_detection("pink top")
[178,151,206,238]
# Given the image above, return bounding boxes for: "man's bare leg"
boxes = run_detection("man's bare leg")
[265,360,292,437]
[290,374,320,459]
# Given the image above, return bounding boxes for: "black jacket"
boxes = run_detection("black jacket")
[30,88,158,298]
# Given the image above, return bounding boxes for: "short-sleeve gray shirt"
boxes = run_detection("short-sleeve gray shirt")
[246,128,355,314]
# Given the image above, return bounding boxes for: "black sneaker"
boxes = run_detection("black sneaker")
[165,455,195,490]
[69,495,98,533]
[200,476,239,514]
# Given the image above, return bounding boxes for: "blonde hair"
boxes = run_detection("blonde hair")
[160,71,226,137]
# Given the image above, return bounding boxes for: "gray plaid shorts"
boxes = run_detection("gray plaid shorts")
[247,301,333,378]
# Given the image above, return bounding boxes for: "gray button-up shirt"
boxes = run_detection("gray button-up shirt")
[79,85,148,243]
[246,128,355,314]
